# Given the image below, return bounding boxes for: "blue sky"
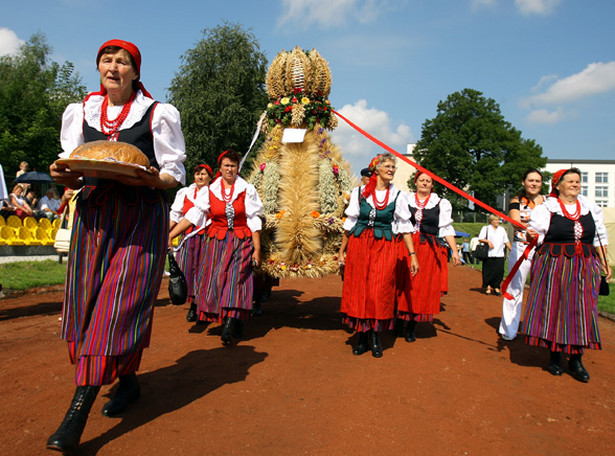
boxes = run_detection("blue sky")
[2,0,614,175]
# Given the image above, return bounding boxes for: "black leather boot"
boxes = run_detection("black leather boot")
[101,373,141,417]
[221,317,234,345]
[232,319,244,339]
[569,354,590,382]
[394,319,405,338]
[547,350,563,376]
[405,320,417,342]
[369,331,383,358]
[47,385,100,454]
[352,331,369,355]
[186,303,197,322]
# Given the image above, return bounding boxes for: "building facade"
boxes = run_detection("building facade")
[544,159,615,208]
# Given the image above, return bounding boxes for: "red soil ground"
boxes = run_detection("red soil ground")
[1,265,614,456]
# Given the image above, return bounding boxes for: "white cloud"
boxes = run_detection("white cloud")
[515,0,561,15]
[525,107,571,124]
[277,0,391,28]
[471,0,498,10]
[521,61,615,107]
[0,28,25,57]
[330,99,413,173]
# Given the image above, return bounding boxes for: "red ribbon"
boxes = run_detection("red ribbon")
[332,109,525,230]
[501,237,538,300]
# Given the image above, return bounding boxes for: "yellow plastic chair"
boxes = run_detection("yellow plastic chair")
[35,227,54,245]
[18,226,40,245]
[38,217,52,230]
[7,215,22,229]
[52,219,60,230]
[2,225,22,245]
[23,216,38,230]
[0,215,5,227]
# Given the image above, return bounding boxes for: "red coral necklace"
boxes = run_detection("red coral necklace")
[557,198,581,221]
[222,181,235,203]
[373,186,390,210]
[100,92,136,139]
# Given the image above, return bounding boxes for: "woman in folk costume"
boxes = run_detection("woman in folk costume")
[498,169,545,341]
[170,149,263,345]
[47,40,186,453]
[338,153,419,358]
[396,171,460,342]
[522,168,610,382]
[169,164,213,322]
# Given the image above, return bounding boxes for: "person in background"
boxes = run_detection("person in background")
[169,163,213,322]
[46,39,186,454]
[498,169,545,341]
[16,161,29,178]
[360,167,372,186]
[9,184,33,219]
[478,215,512,296]
[39,188,62,220]
[461,238,473,264]
[338,153,419,358]
[522,168,610,382]
[469,235,480,263]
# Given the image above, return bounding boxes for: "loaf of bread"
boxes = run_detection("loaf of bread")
[70,140,149,167]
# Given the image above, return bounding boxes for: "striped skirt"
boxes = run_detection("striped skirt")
[62,184,169,386]
[520,247,602,354]
[194,232,254,322]
[397,232,445,322]
[176,232,207,298]
[341,230,400,332]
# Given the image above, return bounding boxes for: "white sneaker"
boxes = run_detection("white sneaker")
[500,334,514,341]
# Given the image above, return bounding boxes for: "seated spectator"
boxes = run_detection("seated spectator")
[39,188,61,220]
[9,184,33,219]
[1,198,16,218]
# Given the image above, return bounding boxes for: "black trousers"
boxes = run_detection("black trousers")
[482,256,505,288]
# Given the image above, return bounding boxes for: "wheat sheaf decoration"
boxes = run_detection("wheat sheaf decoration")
[246,47,355,279]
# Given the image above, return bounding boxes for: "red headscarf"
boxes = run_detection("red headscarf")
[194,164,213,179]
[94,39,152,98]
[361,154,382,199]
[549,169,568,197]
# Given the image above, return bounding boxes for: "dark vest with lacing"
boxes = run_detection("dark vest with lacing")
[537,212,596,257]
[410,201,442,245]
[349,192,399,241]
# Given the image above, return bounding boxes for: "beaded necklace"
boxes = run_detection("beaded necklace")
[373,186,390,210]
[414,193,431,229]
[100,91,136,140]
[558,197,583,253]
[222,181,235,203]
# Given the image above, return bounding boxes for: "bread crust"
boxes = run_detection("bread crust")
[70,140,149,167]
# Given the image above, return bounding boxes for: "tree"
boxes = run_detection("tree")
[167,22,268,175]
[0,33,86,179]
[412,88,547,209]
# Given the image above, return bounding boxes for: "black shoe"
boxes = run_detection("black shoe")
[221,317,233,345]
[394,319,405,338]
[569,356,590,383]
[186,303,197,322]
[47,385,100,454]
[352,332,369,355]
[233,319,244,339]
[369,331,383,358]
[252,300,263,316]
[405,320,417,343]
[547,351,563,376]
[101,374,140,417]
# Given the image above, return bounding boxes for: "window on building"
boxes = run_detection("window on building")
[595,186,609,198]
[596,200,608,208]
[595,172,609,184]
[581,172,588,184]
[581,186,588,197]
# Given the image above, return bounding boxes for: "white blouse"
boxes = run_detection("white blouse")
[169,183,209,224]
[407,192,456,238]
[59,90,186,185]
[478,224,510,257]
[529,195,609,247]
[185,176,263,233]
[343,185,414,235]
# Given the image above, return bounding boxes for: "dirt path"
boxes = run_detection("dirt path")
[1,265,614,455]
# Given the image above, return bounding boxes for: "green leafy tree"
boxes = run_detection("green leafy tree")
[0,33,86,180]
[413,88,546,209]
[167,22,268,176]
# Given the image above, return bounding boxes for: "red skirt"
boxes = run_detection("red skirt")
[340,230,400,331]
[397,232,445,321]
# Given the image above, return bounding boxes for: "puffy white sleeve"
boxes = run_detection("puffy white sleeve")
[589,203,609,246]
[185,190,209,227]
[392,190,414,234]
[528,204,552,245]
[438,198,456,238]
[59,103,85,157]
[342,186,361,231]
[169,187,188,224]
[151,103,187,185]
[245,184,264,232]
